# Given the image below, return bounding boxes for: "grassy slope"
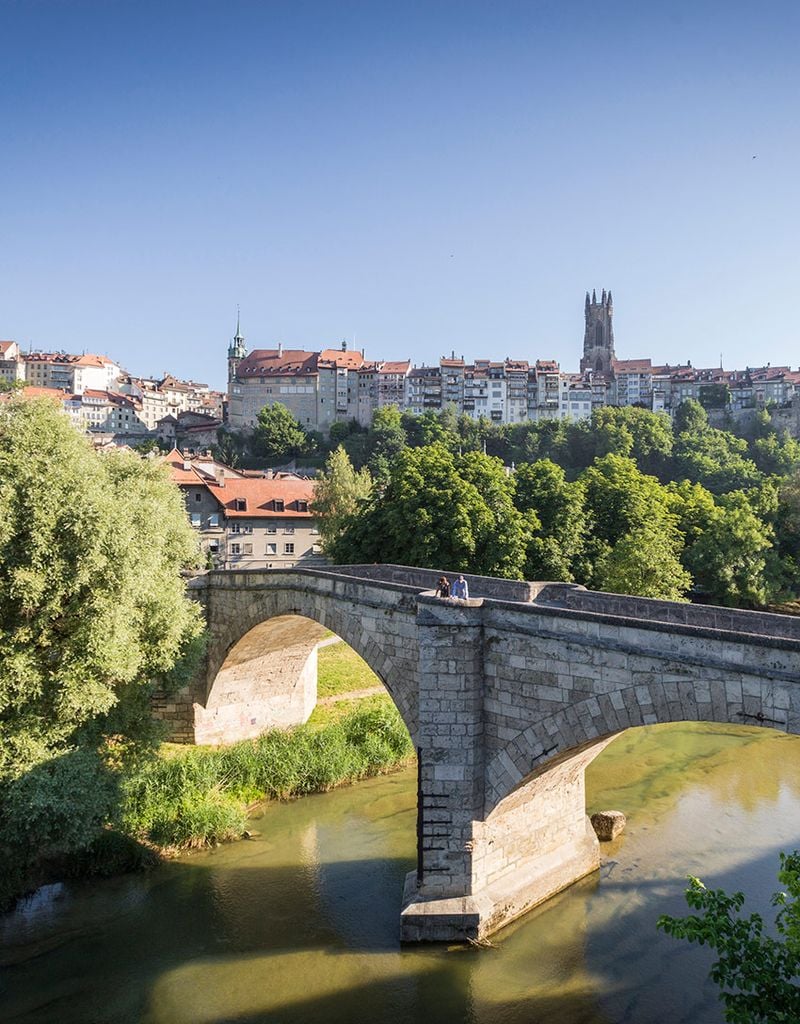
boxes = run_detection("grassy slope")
[316,640,383,697]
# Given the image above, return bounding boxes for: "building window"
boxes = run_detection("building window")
[195,492,202,502]
[267,543,277,555]
[230,543,241,555]
[190,513,201,527]
[297,500,308,512]
[267,525,277,534]
[284,526,295,535]
[274,499,285,512]
[243,543,253,555]
[234,498,246,511]
[230,522,241,534]
[208,514,219,528]
[284,543,294,554]
[242,524,253,534]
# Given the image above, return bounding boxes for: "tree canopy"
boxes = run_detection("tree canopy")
[252,402,313,461]
[0,398,204,883]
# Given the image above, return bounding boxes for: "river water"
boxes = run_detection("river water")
[3,722,800,1024]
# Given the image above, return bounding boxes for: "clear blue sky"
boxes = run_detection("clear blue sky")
[2,0,798,389]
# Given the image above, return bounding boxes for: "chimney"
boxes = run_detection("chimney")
[277,342,283,356]
[214,466,225,487]
[182,458,191,471]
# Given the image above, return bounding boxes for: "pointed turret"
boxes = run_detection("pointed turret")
[592,288,597,303]
[601,288,606,304]
[227,308,247,382]
[606,289,612,307]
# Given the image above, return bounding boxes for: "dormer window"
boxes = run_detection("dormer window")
[234,498,247,511]
[297,500,308,512]
[274,499,285,512]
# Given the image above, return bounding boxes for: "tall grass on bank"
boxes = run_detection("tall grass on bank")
[121,699,413,849]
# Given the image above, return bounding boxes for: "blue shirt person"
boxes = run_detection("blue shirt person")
[451,575,469,600]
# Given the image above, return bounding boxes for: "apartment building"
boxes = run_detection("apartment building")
[0,341,25,384]
[24,352,122,393]
[165,449,322,569]
[63,389,148,434]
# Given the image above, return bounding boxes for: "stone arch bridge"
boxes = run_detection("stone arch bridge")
[158,564,800,942]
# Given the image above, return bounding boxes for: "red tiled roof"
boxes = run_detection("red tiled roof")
[213,477,316,518]
[613,358,652,373]
[318,349,365,370]
[237,350,319,377]
[379,360,411,374]
[0,385,66,403]
[0,341,17,355]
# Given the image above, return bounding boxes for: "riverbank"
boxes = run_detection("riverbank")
[122,697,413,850]
[2,643,412,909]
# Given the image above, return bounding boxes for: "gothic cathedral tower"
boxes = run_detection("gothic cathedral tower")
[228,310,247,383]
[580,289,616,374]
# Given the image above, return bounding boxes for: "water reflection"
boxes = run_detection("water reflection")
[2,724,800,1024]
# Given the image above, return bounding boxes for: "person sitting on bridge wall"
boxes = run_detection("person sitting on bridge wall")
[451,575,469,601]
[435,576,451,598]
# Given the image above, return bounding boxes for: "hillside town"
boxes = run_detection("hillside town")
[4,292,800,452]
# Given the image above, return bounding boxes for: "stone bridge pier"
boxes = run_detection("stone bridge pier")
[401,595,613,942]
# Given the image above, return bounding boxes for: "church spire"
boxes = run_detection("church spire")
[592,288,597,303]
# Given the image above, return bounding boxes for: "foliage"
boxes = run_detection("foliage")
[212,427,247,468]
[329,444,530,577]
[121,700,413,849]
[365,405,407,480]
[674,426,761,494]
[311,446,373,552]
[673,398,709,434]
[0,398,204,886]
[684,491,784,606]
[594,522,691,600]
[658,852,800,1023]
[252,402,313,461]
[699,383,732,409]
[514,460,588,581]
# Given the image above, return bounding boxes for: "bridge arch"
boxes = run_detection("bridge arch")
[196,572,420,745]
[484,664,793,815]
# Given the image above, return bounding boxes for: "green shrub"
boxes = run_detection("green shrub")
[121,700,413,850]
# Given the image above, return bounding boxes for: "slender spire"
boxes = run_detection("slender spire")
[601,288,606,304]
[606,289,612,307]
[585,291,590,308]
[592,288,597,303]
[234,305,243,342]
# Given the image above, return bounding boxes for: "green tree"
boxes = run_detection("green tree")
[0,398,204,883]
[457,450,533,578]
[594,522,691,600]
[752,432,800,477]
[212,427,246,467]
[330,444,528,577]
[311,446,373,552]
[252,402,312,461]
[673,398,709,434]
[699,382,731,410]
[674,426,761,493]
[658,852,800,1023]
[514,460,588,581]
[684,491,782,606]
[366,405,407,481]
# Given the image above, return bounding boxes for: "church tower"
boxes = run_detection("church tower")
[227,310,247,383]
[580,288,616,374]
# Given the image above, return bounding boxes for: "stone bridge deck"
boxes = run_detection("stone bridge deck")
[160,563,800,942]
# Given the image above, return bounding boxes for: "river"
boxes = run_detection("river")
[2,722,800,1024]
